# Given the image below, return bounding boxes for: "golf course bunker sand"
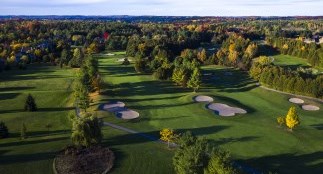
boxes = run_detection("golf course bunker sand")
[289,98,305,104]
[194,95,214,103]
[102,102,126,112]
[117,58,133,62]
[302,105,320,111]
[207,103,247,117]
[116,109,140,120]
[102,101,140,120]
[106,53,115,56]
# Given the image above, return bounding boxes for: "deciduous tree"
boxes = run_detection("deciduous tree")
[285,106,300,131]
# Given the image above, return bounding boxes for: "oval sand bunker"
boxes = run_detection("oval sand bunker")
[102,102,126,112]
[302,105,320,111]
[116,109,140,120]
[289,98,304,104]
[194,95,214,103]
[207,103,247,117]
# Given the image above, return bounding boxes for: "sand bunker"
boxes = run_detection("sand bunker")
[207,103,247,117]
[116,109,140,120]
[102,102,125,112]
[106,53,115,56]
[194,95,214,103]
[117,58,133,62]
[302,105,320,111]
[102,101,140,120]
[289,98,305,104]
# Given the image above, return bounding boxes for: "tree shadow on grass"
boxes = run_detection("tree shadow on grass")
[0,136,69,148]
[310,124,323,130]
[0,93,20,101]
[209,136,259,146]
[202,68,258,93]
[104,125,230,146]
[0,151,55,165]
[0,150,10,156]
[101,80,190,98]
[139,115,191,123]
[0,87,35,92]
[100,65,135,76]
[38,107,74,112]
[242,151,323,174]
[0,107,74,114]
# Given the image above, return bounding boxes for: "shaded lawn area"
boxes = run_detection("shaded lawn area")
[0,65,75,174]
[97,52,323,174]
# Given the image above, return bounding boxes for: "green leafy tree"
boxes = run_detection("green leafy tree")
[71,116,102,147]
[172,67,189,87]
[24,94,37,112]
[187,68,202,92]
[0,121,9,139]
[204,149,236,174]
[173,132,209,174]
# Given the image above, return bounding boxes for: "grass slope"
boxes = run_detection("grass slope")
[272,54,311,67]
[0,65,75,174]
[97,52,323,174]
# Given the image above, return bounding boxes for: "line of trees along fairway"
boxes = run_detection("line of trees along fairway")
[266,37,323,68]
[73,53,101,112]
[250,62,323,98]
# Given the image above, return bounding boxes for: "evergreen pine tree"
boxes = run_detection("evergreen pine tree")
[187,68,202,92]
[24,94,37,112]
[0,121,9,139]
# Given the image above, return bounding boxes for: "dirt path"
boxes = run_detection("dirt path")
[260,86,323,103]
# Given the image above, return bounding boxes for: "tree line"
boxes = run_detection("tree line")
[266,37,323,68]
[250,62,323,98]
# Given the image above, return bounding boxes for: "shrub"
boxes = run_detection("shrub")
[277,116,285,127]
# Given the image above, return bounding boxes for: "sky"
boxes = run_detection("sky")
[0,0,322,16]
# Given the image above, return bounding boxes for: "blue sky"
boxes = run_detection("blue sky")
[1,0,322,16]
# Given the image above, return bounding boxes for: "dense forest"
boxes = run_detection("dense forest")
[0,18,322,97]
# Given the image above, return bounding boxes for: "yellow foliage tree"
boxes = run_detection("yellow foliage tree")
[285,107,300,131]
[197,49,207,63]
[160,128,178,148]
[277,116,285,127]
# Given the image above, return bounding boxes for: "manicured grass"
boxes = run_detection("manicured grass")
[0,65,75,174]
[272,54,311,67]
[1,52,322,174]
[96,52,323,174]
